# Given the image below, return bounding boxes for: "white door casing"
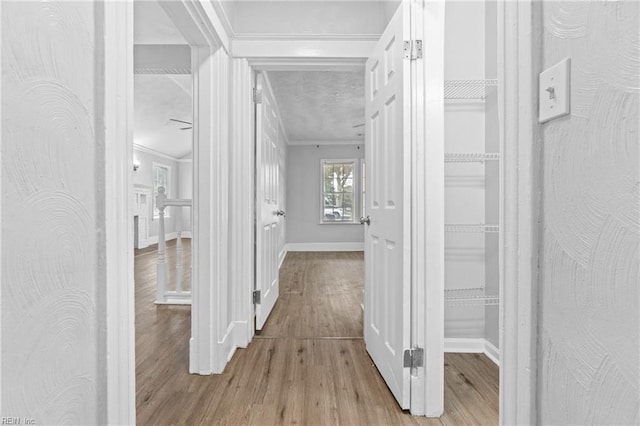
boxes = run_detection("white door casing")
[255,72,282,330]
[364,3,412,410]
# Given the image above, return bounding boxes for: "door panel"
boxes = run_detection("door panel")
[255,72,282,330]
[364,3,412,409]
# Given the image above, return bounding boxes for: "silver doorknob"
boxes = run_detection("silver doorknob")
[276,210,286,217]
[360,216,370,225]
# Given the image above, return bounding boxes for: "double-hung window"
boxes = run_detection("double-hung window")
[321,159,358,223]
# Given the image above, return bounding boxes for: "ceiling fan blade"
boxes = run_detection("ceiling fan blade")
[180,127,193,130]
[352,123,365,128]
[170,118,193,125]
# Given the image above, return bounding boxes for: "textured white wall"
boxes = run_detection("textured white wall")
[538,1,639,424]
[286,145,365,245]
[1,2,103,423]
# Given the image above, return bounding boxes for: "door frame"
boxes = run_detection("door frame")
[498,1,539,424]
[102,0,539,422]
[103,0,233,422]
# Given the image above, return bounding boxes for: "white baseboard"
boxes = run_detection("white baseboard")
[285,242,364,252]
[278,248,287,269]
[445,338,500,366]
[483,340,500,366]
[148,232,192,245]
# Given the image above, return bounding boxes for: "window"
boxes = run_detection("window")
[153,163,171,218]
[321,160,357,223]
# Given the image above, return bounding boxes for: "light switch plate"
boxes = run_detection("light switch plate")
[539,57,571,123]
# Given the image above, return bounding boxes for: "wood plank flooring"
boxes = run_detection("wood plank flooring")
[135,247,498,425]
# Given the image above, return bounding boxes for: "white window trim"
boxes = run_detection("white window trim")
[319,158,361,225]
[152,161,171,219]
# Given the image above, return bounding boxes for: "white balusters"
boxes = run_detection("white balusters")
[156,187,168,303]
[155,186,192,305]
[175,207,183,293]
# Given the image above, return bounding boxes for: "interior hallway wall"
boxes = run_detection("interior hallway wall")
[1,1,106,423]
[286,144,364,247]
[537,1,639,424]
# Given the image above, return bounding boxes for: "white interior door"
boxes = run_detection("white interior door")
[364,3,412,409]
[255,72,281,330]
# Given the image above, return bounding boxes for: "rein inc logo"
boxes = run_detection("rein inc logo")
[1,418,35,425]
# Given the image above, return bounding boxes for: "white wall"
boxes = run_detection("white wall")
[537,1,639,424]
[286,144,364,247]
[1,2,104,423]
[231,1,385,36]
[132,147,183,238]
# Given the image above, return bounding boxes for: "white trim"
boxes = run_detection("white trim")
[412,0,445,417]
[248,58,365,72]
[289,140,364,147]
[285,242,364,252]
[484,340,501,367]
[209,0,235,42]
[104,1,136,424]
[155,291,192,305]
[134,143,192,163]
[444,338,485,353]
[278,248,287,269]
[148,232,188,245]
[229,57,255,349]
[499,1,539,425]
[444,338,501,367]
[0,0,3,415]
[234,33,381,42]
[232,40,376,59]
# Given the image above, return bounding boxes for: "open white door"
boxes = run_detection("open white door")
[255,72,282,330]
[363,3,412,409]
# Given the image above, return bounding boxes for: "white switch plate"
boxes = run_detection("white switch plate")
[539,57,571,123]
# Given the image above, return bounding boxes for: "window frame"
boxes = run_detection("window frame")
[319,158,360,225]
[152,162,171,219]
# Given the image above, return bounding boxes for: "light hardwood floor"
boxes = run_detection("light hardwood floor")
[135,245,498,425]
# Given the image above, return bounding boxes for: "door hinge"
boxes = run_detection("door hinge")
[403,347,424,368]
[403,40,423,60]
[253,88,263,104]
[253,290,261,304]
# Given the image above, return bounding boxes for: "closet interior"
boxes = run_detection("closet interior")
[443,0,501,369]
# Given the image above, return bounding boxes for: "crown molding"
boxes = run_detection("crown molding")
[288,140,364,147]
[133,143,192,163]
[134,67,191,75]
[233,33,380,42]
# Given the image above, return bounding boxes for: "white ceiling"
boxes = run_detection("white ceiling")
[134,74,192,159]
[132,1,377,154]
[134,1,192,159]
[267,71,365,143]
[134,1,186,44]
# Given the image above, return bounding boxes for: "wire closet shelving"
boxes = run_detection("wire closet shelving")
[444,79,498,100]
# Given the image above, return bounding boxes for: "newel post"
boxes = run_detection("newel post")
[156,186,167,303]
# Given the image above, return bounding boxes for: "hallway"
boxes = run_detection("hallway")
[135,248,498,425]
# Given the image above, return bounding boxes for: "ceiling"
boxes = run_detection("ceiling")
[267,71,365,143]
[134,1,186,44]
[132,1,372,155]
[134,74,193,159]
[134,0,192,159]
